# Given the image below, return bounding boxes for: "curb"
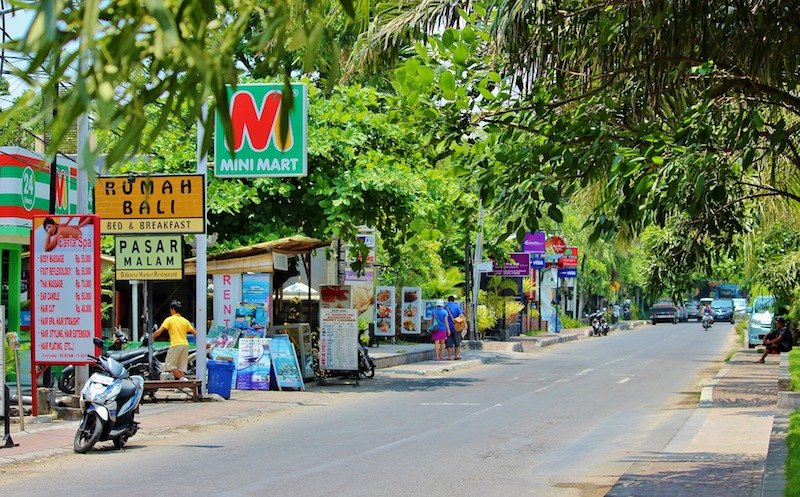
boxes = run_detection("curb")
[761,412,788,497]
[700,361,731,407]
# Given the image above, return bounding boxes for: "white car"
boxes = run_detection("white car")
[747,296,775,348]
[732,298,748,320]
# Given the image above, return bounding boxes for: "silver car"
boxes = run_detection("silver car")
[732,298,748,320]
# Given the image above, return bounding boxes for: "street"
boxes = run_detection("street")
[0,322,736,497]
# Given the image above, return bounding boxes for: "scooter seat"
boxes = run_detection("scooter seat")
[117,378,138,404]
[109,348,148,362]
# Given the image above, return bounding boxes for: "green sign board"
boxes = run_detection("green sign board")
[114,235,183,280]
[214,83,308,178]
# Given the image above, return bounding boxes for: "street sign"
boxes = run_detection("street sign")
[491,253,530,277]
[522,231,546,254]
[115,235,183,280]
[530,257,545,270]
[559,246,579,267]
[476,261,494,273]
[558,268,577,278]
[214,83,308,178]
[94,174,206,234]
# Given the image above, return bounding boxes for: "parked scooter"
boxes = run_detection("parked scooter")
[74,337,144,453]
[358,344,376,379]
[702,314,714,330]
[58,332,170,394]
[588,310,609,336]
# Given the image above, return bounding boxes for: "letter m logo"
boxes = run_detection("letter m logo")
[214,83,308,178]
[228,90,293,152]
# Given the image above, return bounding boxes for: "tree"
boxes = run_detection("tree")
[2,0,363,168]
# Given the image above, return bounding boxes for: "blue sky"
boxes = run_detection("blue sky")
[2,8,35,108]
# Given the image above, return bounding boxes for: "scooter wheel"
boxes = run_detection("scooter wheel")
[74,413,103,453]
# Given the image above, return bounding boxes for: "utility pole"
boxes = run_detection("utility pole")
[195,105,208,393]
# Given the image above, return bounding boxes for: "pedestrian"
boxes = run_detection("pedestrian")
[429,299,451,361]
[756,316,793,363]
[445,296,463,360]
[152,300,197,380]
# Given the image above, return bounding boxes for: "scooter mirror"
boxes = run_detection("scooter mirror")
[92,337,105,348]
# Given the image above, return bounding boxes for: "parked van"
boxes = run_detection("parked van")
[748,295,776,348]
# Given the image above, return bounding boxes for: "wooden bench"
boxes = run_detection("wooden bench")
[143,380,202,402]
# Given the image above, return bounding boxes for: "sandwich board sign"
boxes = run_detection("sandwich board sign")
[214,83,308,178]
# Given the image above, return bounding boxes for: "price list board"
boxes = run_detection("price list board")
[30,215,101,364]
[318,308,359,371]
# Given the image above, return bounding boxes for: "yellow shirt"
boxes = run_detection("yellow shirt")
[160,314,194,347]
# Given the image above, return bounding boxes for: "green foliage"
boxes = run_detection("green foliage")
[788,404,800,497]
[419,267,465,299]
[475,304,497,332]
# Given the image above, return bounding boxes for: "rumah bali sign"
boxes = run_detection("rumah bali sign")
[214,83,308,178]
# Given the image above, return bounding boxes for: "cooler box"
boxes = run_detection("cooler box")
[207,359,235,399]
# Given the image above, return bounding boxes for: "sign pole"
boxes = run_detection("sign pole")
[196,105,208,394]
[471,202,484,340]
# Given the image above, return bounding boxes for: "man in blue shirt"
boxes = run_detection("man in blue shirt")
[445,296,464,360]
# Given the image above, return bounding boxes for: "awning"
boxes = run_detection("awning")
[183,236,330,276]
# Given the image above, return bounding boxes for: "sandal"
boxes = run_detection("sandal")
[755,359,765,363]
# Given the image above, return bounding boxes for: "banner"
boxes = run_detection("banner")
[400,287,422,334]
[374,286,396,337]
[236,337,272,390]
[31,214,101,364]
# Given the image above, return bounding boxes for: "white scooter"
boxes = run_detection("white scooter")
[702,314,714,330]
[74,337,144,453]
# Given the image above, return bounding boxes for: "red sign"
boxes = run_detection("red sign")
[546,236,567,254]
[559,246,579,267]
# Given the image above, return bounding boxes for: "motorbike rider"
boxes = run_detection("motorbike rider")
[701,303,714,326]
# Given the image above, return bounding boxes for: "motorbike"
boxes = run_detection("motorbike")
[702,314,714,330]
[358,344,376,379]
[58,332,172,394]
[588,310,609,336]
[622,303,632,320]
[74,337,144,453]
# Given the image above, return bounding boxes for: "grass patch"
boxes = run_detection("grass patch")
[789,349,800,392]
[788,410,800,497]
[735,320,748,347]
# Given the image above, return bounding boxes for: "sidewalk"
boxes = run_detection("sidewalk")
[0,327,790,497]
[607,349,785,497]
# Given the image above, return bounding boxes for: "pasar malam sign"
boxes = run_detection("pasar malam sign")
[94,174,206,234]
[115,235,183,280]
[31,214,101,364]
[214,83,308,178]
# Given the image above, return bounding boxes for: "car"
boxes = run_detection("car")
[747,295,776,348]
[711,298,735,323]
[732,297,748,320]
[685,299,701,321]
[650,299,678,324]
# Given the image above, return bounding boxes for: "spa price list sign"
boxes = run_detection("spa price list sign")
[318,308,358,371]
[31,215,101,364]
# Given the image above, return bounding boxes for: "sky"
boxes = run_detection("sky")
[1,7,35,108]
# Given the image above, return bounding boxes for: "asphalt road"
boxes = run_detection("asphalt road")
[0,321,736,497]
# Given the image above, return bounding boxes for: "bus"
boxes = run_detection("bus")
[715,283,741,299]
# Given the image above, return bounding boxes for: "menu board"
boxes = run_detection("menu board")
[400,287,422,334]
[269,335,305,390]
[236,337,272,390]
[374,286,396,337]
[318,308,359,371]
[31,215,101,364]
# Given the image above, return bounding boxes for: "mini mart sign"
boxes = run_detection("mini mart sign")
[214,83,308,178]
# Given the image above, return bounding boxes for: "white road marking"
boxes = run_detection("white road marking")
[618,377,630,384]
[420,402,481,406]
[576,369,593,376]
[471,403,503,416]
[534,387,549,392]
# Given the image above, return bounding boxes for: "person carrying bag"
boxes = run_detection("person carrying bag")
[445,296,466,360]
